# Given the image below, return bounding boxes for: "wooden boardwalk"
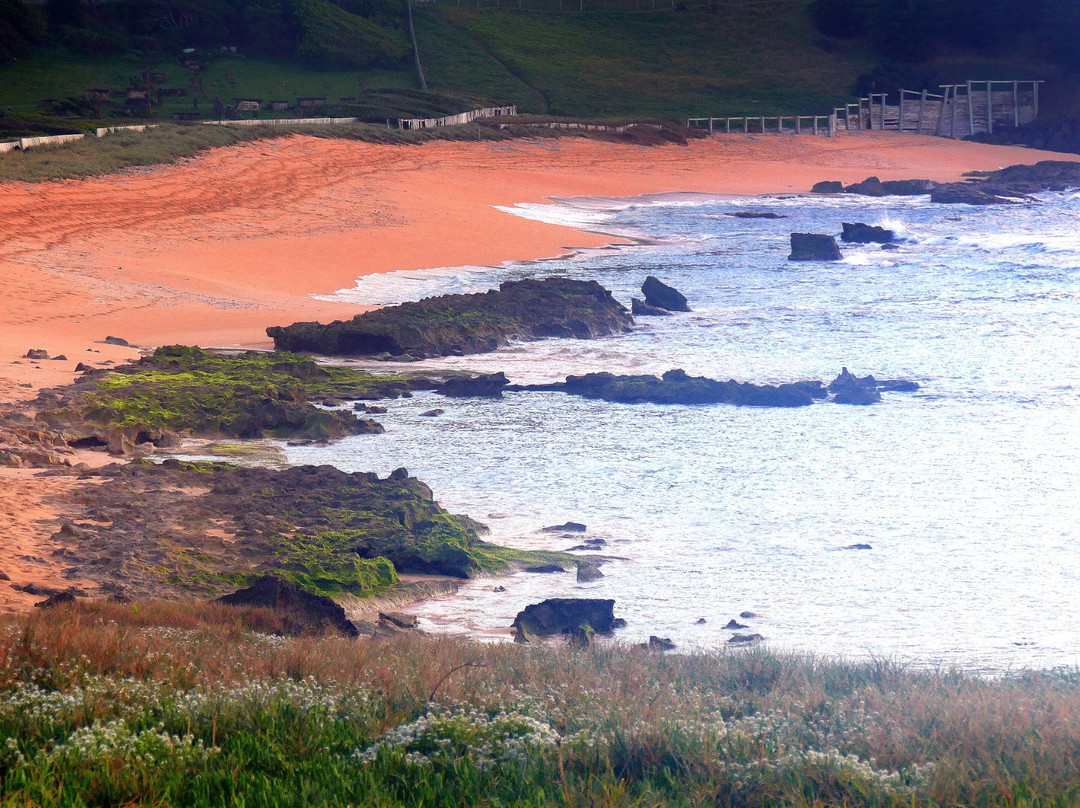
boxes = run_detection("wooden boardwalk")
[690,79,1042,140]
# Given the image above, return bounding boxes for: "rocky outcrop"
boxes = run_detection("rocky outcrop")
[881,179,937,195]
[267,277,634,359]
[641,276,690,312]
[843,176,886,196]
[631,298,672,317]
[517,369,821,408]
[828,367,882,405]
[788,233,842,261]
[841,223,894,244]
[811,181,844,193]
[648,636,676,650]
[542,522,587,533]
[216,576,359,637]
[977,160,1080,193]
[512,598,617,641]
[576,563,604,582]
[929,184,1019,205]
[725,211,785,219]
[436,373,509,398]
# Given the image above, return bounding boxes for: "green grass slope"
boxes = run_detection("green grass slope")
[416,1,877,118]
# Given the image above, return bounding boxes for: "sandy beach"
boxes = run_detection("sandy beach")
[1,129,1077,611]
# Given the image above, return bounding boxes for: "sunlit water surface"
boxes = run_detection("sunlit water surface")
[290,191,1080,672]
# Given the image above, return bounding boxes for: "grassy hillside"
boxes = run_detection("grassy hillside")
[417,2,878,118]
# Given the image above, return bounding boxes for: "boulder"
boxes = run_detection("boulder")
[25,349,49,360]
[215,575,359,637]
[788,233,842,261]
[576,563,604,582]
[524,564,566,574]
[723,619,748,629]
[104,336,130,347]
[841,222,894,244]
[929,184,1016,205]
[811,180,844,193]
[641,276,690,312]
[728,633,765,644]
[840,543,873,550]
[881,179,937,195]
[437,373,509,398]
[511,598,616,640]
[379,611,418,629]
[419,409,444,417]
[631,298,673,317]
[648,635,676,650]
[843,176,886,196]
[828,367,881,405]
[542,522,587,533]
[695,617,706,624]
[35,591,77,609]
[739,611,757,619]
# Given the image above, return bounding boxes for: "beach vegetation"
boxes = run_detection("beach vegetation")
[1,600,1079,805]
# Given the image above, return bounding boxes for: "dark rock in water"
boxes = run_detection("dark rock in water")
[267,277,634,359]
[789,233,842,261]
[844,176,886,196]
[725,211,785,219]
[512,598,616,640]
[881,244,900,251]
[739,611,757,619]
[493,585,506,593]
[551,369,817,408]
[811,180,844,193]
[104,336,130,347]
[35,591,77,609]
[216,576,358,637]
[723,619,749,629]
[437,372,509,398]
[631,297,673,317]
[576,563,604,582]
[929,184,1017,205]
[728,633,765,644]
[379,611,418,629]
[524,564,566,574]
[877,379,920,392]
[641,276,691,312]
[542,521,587,533]
[841,222,894,244]
[828,367,882,405]
[881,179,937,195]
[840,543,873,550]
[648,635,676,650]
[696,617,706,624]
[975,160,1080,194]
[611,617,627,629]
[419,409,444,417]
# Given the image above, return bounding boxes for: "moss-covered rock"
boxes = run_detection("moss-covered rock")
[32,346,427,445]
[52,460,570,600]
[267,277,634,358]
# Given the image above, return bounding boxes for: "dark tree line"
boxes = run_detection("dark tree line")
[1,0,409,68]
[812,0,1080,69]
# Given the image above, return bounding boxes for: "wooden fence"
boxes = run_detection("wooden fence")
[833,80,1041,137]
[397,105,516,130]
[203,116,362,127]
[686,115,835,136]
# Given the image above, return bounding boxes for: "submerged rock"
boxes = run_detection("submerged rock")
[788,233,842,261]
[828,367,882,405]
[929,184,1019,205]
[542,521,587,533]
[576,563,604,582]
[436,372,509,398]
[725,211,785,219]
[641,276,690,312]
[728,633,765,644]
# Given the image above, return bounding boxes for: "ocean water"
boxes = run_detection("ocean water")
[287,191,1080,673]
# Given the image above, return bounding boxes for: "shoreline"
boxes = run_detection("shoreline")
[2,131,1080,615]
